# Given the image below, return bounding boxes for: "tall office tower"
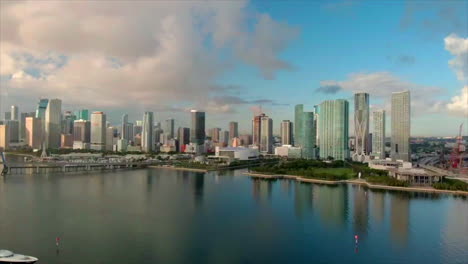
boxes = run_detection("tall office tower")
[154,126,163,145]
[229,122,238,142]
[318,99,350,160]
[106,127,115,151]
[240,134,252,146]
[60,134,73,149]
[221,131,229,146]
[121,114,129,140]
[74,109,89,121]
[20,112,35,141]
[133,123,142,138]
[11,105,18,120]
[44,99,62,149]
[302,112,317,159]
[36,99,49,120]
[391,91,411,161]
[25,117,42,149]
[4,112,11,120]
[141,112,154,152]
[280,120,293,145]
[190,110,205,145]
[62,111,75,135]
[90,112,106,151]
[260,115,273,154]
[314,105,320,146]
[73,119,91,143]
[0,124,9,151]
[6,120,19,143]
[165,119,175,139]
[252,113,265,146]
[209,128,221,142]
[353,93,370,162]
[294,104,304,146]
[177,127,190,152]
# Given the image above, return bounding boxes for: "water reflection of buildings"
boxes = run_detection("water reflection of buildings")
[192,172,204,206]
[442,197,468,263]
[312,184,348,228]
[390,192,410,245]
[371,190,385,224]
[294,182,314,218]
[353,185,369,236]
[252,179,273,203]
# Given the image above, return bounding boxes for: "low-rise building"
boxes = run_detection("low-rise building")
[274,145,303,159]
[388,168,443,186]
[215,147,259,161]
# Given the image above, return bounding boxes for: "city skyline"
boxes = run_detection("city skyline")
[0,1,466,137]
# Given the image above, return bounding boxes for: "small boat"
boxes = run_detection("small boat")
[0,250,38,263]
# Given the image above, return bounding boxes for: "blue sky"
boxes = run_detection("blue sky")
[0,0,467,136]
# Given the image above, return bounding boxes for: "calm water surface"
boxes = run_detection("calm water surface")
[0,163,467,264]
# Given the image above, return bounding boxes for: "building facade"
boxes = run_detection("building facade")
[353,93,370,162]
[294,104,304,146]
[229,122,238,143]
[177,127,190,152]
[0,124,9,151]
[373,110,386,159]
[190,110,205,146]
[25,117,42,149]
[302,112,317,159]
[141,112,154,152]
[318,99,350,160]
[260,115,273,154]
[45,98,62,149]
[280,120,293,145]
[90,112,106,151]
[391,91,411,161]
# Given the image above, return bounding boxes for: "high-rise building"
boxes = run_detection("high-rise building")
[372,110,385,159]
[61,111,75,135]
[36,99,49,120]
[106,127,115,151]
[260,115,273,154]
[74,109,89,121]
[44,99,62,149]
[90,112,106,151]
[6,120,19,143]
[302,112,316,159]
[229,122,238,143]
[4,112,11,120]
[73,119,91,143]
[141,112,154,152]
[221,131,229,146]
[353,93,370,162]
[240,134,252,146]
[61,134,73,149]
[20,112,35,141]
[11,105,18,120]
[25,117,42,149]
[318,99,349,160]
[165,119,175,139]
[177,127,190,152]
[280,120,293,145]
[252,113,265,146]
[0,124,9,151]
[133,123,142,141]
[121,114,129,140]
[190,110,205,145]
[391,91,411,161]
[314,105,320,147]
[208,128,221,142]
[294,104,304,146]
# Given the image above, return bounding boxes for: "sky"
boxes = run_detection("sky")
[0,0,467,136]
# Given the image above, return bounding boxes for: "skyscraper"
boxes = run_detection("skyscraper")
[36,99,49,120]
[373,110,386,159]
[280,120,293,145]
[391,91,411,161]
[25,117,42,149]
[177,127,190,152]
[319,99,350,160]
[75,109,89,121]
[0,124,9,151]
[190,110,205,145]
[61,111,75,135]
[294,104,304,146]
[209,128,221,142]
[45,98,62,149]
[6,120,19,143]
[73,119,91,144]
[11,105,18,120]
[121,114,129,140]
[141,112,154,152]
[229,122,238,143]
[4,112,11,120]
[302,112,316,159]
[221,130,229,146]
[260,114,273,154]
[165,118,175,139]
[20,112,35,141]
[252,113,264,146]
[353,93,370,162]
[90,112,106,151]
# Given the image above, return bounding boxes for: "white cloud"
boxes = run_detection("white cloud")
[0,1,298,113]
[444,34,468,116]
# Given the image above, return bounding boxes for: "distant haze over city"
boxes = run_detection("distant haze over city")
[0,0,466,136]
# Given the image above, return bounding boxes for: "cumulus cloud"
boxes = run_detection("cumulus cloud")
[0,1,298,114]
[445,34,468,116]
[319,72,446,115]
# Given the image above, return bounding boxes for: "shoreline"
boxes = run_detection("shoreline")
[149,166,209,173]
[244,172,468,196]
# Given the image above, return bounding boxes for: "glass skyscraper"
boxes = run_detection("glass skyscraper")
[142,112,154,152]
[353,93,370,162]
[294,104,304,146]
[318,99,349,160]
[391,91,411,161]
[373,110,386,159]
[190,110,205,145]
[302,112,316,159]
